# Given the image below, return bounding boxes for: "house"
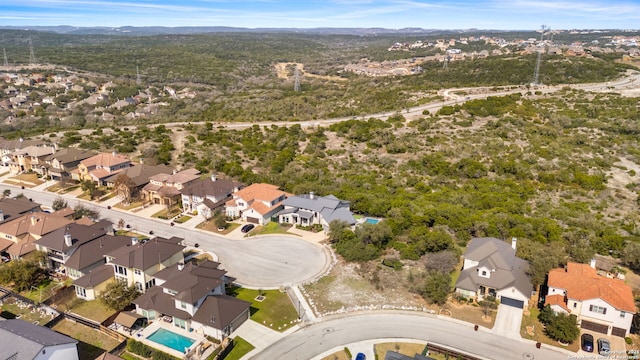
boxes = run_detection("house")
[35,220,133,279]
[77,152,131,185]
[454,237,533,309]
[8,144,56,175]
[133,260,251,340]
[103,163,173,200]
[43,148,95,181]
[143,168,201,207]
[545,261,636,337]
[0,211,76,260]
[225,183,289,225]
[72,264,114,301]
[0,196,42,224]
[104,236,185,293]
[0,319,79,360]
[277,192,356,231]
[181,174,243,219]
[385,351,434,360]
[0,138,47,167]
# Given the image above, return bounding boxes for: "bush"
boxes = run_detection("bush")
[127,339,179,360]
[626,337,633,345]
[382,258,403,270]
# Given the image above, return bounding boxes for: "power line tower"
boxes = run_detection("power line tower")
[2,48,8,67]
[443,55,450,69]
[531,25,547,86]
[28,38,37,65]
[136,66,141,85]
[293,67,301,92]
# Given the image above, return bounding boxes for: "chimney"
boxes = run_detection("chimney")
[590,258,596,269]
[131,237,139,246]
[309,191,314,200]
[112,151,117,157]
[511,237,517,250]
[30,215,37,226]
[64,232,72,247]
[211,174,217,182]
[177,262,184,271]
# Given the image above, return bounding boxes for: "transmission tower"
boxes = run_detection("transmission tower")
[531,25,547,86]
[293,67,301,92]
[443,55,450,69]
[28,38,37,65]
[2,48,7,67]
[136,66,141,85]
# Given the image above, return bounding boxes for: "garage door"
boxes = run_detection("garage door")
[500,296,524,309]
[581,320,608,334]
[612,327,627,337]
[246,217,260,224]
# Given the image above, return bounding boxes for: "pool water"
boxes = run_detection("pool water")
[147,328,195,353]
[365,217,379,224]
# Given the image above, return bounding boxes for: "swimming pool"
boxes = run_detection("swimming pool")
[147,328,195,353]
[365,217,380,224]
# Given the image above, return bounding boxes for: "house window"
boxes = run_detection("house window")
[573,302,577,308]
[134,269,141,275]
[481,271,487,276]
[145,279,156,289]
[621,311,626,318]
[589,305,607,315]
[115,265,127,276]
[135,282,143,292]
[180,301,187,309]
[75,287,86,298]
[174,318,186,330]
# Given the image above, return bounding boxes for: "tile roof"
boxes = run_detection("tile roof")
[81,152,130,168]
[547,262,636,313]
[0,319,77,360]
[148,168,201,185]
[545,294,570,313]
[233,183,286,203]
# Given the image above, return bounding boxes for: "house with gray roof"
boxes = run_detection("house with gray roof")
[0,196,41,224]
[454,237,533,309]
[277,192,356,231]
[0,319,79,360]
[42,147,95,181]
[181,174,243,219]
[133,260,250,340]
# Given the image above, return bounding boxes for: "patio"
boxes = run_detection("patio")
[135,320,217,359]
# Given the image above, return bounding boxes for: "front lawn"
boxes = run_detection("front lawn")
[197,220,239,234]
[251,222,292,236]
[217,337,254,360]
[374,342,427,359]
[151,204,182,219]
[229,287,299,331]
[520,307,580,352]
[321,349,351,360]
[174,215,192,224]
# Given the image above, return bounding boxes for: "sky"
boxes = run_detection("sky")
[1,0,640,30]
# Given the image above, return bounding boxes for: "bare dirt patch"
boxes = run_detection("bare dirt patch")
[274,62,346,82]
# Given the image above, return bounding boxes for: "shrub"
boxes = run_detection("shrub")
[626,337,633,345]
[382,258,403,270]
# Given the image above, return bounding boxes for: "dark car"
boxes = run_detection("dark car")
[581,333,594,352]
[355,353,366,360]
[241,224,255,233]
[597,338,610,355]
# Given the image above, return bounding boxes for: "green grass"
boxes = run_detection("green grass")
[20,278,71,303]
[151,204,182,219]
[174,215,192,224]
[221,337,255,360]
[229,287,299,331]
[251,222,292,236]
[69,299,117,323]
[115,200,145,210]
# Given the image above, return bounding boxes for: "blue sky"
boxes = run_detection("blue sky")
[1,0,640,30]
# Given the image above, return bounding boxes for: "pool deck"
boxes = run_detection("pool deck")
[138,321,209,359]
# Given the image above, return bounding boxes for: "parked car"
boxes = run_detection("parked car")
[355,353,366,360]
[241,224,255,233]
[581,333,594,352]
[597,338,610,355]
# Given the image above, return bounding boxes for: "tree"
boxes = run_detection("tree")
[622,242,640,272]
[114,173,135,205]
[0,252,47,292]
[100,281,141,311]
[213,211,227,229]
[73,205,100,221]
[80,180,98,200]
[421,270,451,305]
[52,197,68,211]
[544,312,580,343]
[328,220,349,243]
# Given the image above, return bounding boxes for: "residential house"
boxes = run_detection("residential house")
[181,174,242,219]
[454,237,533,309]
[545,261,636,337]
[104,236,185,293]
[8,144,56,175]
[77,152,131,185]
[385,351,434,360]
[43,148,95,181]
[72,264,114,301]
[225,183,289,225]
[0,196,42,224]
[133,260,251,340]
[0,211,76,260]
[0,319,79,360]
[143,168,201,207]
[277,192,356,230]
[103,163,173,200]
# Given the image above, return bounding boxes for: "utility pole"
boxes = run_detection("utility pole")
[293,67,301,92]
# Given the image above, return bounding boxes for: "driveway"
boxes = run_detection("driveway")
[492,304,524,339]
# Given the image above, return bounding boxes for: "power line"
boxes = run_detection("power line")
[28,38,37,65]
[531,25,548,86]
[293,67,301,92]
[2,48,7,67]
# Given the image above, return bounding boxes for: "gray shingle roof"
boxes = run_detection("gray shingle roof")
[35,220,111,252]
[191,295,251,330]
[153,260,226,303]
[106,236,184,270]
[73,263,114,288]
[0,319,77,360]
[280,193,355,225]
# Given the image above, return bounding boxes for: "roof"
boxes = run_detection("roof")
[0,197,41,223]
[181,176,242,198]
[148,168,201,186]
[80,152,130,169]
[0,319,77,360]
[547,262,636,313]
[113,311,146,328]
[191,295,251,330]
[0,138,46,151]
[13,145,55,158]
[106,236,185,271]
[384,351,433,360]
[65,234,133,272]
[545,294,570,313]
[73,264,114,288]
[455,237,533,297]
[94,352,122,360]
[232,183,286,203]
[35,220,111,252]
[132,286,192,319]
[153,260,226,304]
[104,164,173,187]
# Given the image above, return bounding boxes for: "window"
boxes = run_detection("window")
[135,282,143,292]
[134,269,141,275]
[589,305,607,315]
[621,311,626,318]
[573,302,577,308]
[481,271,487,276]
[75,287,86,298]
[180,301,187,309]
[115,265,127,276]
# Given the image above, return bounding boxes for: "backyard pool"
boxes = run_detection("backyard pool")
[147,328,195,353]
[365,217,380,224]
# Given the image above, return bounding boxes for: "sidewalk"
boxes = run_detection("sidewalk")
[234,320,299,360]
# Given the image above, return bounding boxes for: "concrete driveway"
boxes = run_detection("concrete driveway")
[492,304,524,339]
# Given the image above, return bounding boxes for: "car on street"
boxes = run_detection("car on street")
[581,333,594,352]
[241,224,255,233]
[597,338,610,355]
[355,353,366,360]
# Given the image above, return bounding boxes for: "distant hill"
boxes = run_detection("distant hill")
[0,25,508,36]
